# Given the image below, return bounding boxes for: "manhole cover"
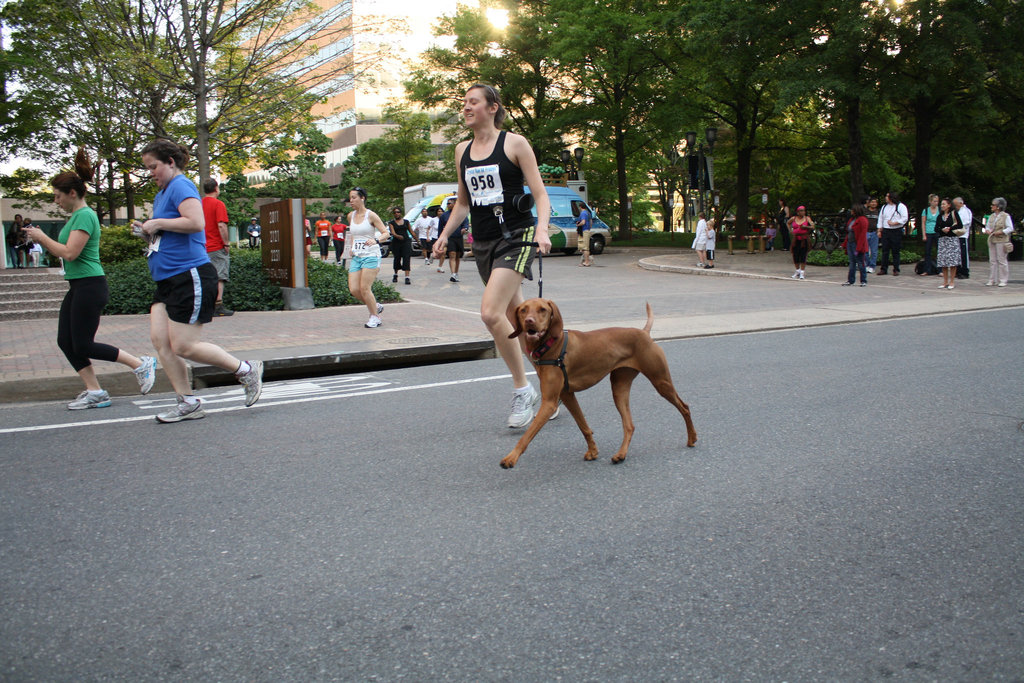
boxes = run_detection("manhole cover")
[386,337,441,345]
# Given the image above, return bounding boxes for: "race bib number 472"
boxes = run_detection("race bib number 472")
[465,164,504,206]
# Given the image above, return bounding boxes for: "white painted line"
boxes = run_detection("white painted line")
[0,372,528,435]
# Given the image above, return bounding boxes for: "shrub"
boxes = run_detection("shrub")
[806,247,918,267]
[223,249,284,311]
[104,257,155,314]
[102,249,400,315]
[100,225,148,264]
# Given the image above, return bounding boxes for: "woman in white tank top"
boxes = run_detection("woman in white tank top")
[346,187,391,328]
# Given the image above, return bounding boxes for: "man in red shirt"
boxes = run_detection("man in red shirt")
[314,211,332,261]
[201,178,234,316]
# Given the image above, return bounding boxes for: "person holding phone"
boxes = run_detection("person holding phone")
[136,139,263,422]
[22,147,157,410]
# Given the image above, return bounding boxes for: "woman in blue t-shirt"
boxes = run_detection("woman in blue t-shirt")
[135,139,263,423]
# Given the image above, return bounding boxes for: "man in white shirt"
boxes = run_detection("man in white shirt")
[876,190,909,276]
[414,209,434,265]
[953,197,973,279]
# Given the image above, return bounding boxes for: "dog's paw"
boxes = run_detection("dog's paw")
[500,455,517,469]
[583,449,599,461]
[610,452,627,464]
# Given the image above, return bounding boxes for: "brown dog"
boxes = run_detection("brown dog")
[503,298,697,468]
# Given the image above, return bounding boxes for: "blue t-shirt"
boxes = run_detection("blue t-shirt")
[147,174,209,281]
[577,209,591,231]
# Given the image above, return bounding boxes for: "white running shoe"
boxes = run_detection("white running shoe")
[238,360,264,407]
[798,272,805,280]
[365,315,382,328]
[450,274,460,282]
[376,302,384,315]
[508,385,541,428]
[134,355,157,394]
[156,396,206,423]
[866,267,875,273]
[791,271,799,279]
[68,390,111,410]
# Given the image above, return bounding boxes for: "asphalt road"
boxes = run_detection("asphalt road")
[1,309,1022,681]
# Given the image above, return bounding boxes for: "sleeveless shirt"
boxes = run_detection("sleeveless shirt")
[347,211,381,257]
[460,130,533,241]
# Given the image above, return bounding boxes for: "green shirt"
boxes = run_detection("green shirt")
[59,207,104,280]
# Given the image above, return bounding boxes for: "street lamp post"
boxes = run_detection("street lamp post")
[685,128,719,221]
[559,147,585,180]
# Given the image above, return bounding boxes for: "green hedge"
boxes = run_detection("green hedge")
[806,248,919,267]
[100,225,149,264]
[103,248,400,314]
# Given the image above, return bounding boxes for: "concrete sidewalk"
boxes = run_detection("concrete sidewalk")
[2,247,1022,403]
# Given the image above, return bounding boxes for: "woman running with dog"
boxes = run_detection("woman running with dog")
[432,83,554,429]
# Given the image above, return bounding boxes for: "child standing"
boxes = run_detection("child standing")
[704,218,716,269]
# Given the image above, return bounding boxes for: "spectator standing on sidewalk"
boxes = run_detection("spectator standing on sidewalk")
[704,217,716,269]
[6,214,26,268]
[345,187,390,328]
[247,218,260,248]
[692,212,709,268]
[388,206,414,284]
[935,198,963,289]
[982,197,1014,287]
[776,198,791,251]
[953,197,972,279]
[841,203,869,286]
[201,178,234,316]
[431,83,555,430]
[332,215,347,265]
[920,193,940,276]
[864,196,880,273]
[575,200,594,266]
[22,147,158,410]
[876,191,909,276]
[789,205,814,280]
[136,139,263,423]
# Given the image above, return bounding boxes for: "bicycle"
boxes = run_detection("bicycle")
[809,213,848,254]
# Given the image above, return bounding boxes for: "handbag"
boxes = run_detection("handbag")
[952,227,966,236]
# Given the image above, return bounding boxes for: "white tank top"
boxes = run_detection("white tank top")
[348,211,381,257]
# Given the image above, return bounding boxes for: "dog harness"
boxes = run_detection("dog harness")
[531,334,570,393]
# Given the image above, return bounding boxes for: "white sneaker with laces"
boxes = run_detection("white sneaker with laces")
[791,271,799,279]
[376,302,384,315]
[68,390,111,410]
[133,355,157,394]
[508,385,540,428]
[365,315,382,328]
[156,396,206,423]
[238,359,264,407]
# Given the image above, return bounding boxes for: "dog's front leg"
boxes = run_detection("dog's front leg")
[560,392,598,461]
[500,399,560,469]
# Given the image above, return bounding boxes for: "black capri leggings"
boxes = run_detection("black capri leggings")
[792,239,809,265]
[317,235,330,258]
[57,276,120,372]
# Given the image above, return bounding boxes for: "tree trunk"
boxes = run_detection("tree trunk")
[615,126,631,239]
[124,171,137,221]
[912,95,934,219]
[735,142,753,235]
[847,96,864,205]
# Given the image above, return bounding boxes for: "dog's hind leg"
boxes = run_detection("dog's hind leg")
[645,371,698,448]
[609,367,639,463]
[560,392,599,461]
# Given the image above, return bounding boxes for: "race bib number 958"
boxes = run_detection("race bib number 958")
[465,164,504,206]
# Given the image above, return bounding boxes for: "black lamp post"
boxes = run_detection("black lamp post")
[685,128,718,218]
[665,145,685,232]
[559,147,585,180]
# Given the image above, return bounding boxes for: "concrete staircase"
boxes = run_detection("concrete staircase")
[0,268,68,321]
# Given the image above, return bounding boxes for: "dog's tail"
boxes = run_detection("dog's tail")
[643,302,653,334]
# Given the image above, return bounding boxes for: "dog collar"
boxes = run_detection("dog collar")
[534,334,570,394]
[530,334,560,361]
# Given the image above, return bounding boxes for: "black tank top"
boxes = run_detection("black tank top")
[460,130,533,241]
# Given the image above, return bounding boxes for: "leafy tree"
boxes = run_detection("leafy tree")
[341,106,447,210]
[260,124,332,199]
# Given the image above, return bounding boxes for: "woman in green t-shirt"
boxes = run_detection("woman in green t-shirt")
[22,148,158,410]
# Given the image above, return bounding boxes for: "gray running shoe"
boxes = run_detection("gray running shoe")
[68,390,111,410]
[507,385,540,428]
[376,302,384,315]
[156,396,205,423]
[133,355,157,394]
[239,359,264,407]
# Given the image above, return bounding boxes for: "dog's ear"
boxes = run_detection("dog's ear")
[508,302,526,339]
[545,299,564,340]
